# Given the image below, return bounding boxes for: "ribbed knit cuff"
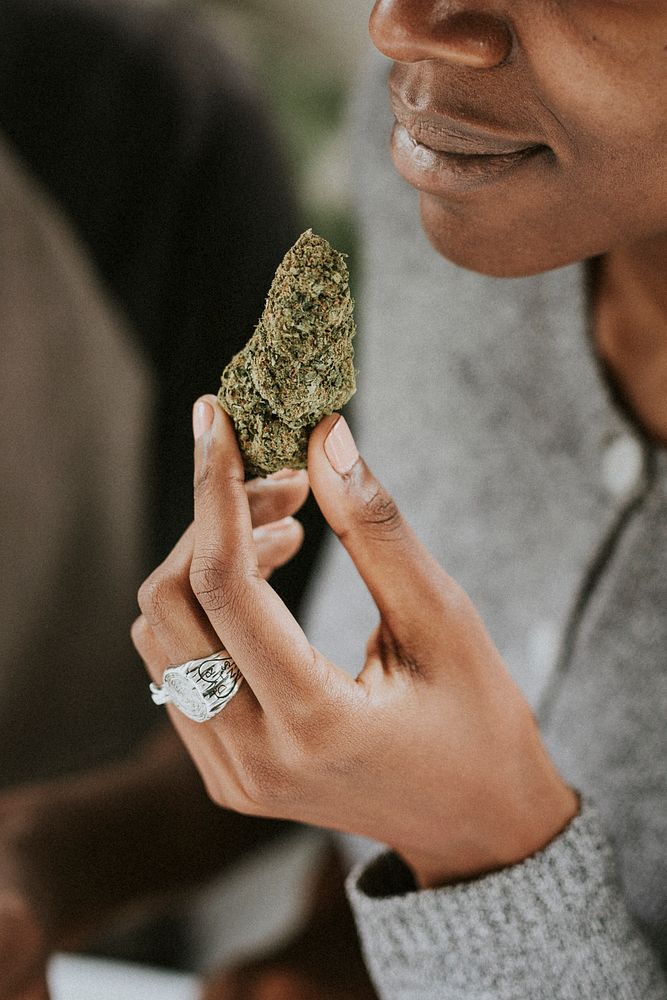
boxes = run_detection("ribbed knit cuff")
[347,801,666,1000]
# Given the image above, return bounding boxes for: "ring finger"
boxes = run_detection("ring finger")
[135,531,261,725]
[130,613,246,798]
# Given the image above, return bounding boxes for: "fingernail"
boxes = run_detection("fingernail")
[267,516,295,531]
[269,468,303,480]
[254,517,295,539]
[324,416,358,475]
[193,400,215,440]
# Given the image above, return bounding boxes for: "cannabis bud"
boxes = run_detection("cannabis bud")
[218,230,356,477]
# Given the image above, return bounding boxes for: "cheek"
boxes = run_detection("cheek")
[418,141,662,280]
[537,44,667,248]
[408,7,667,276]
[529,7,667,163]
[419,55,667,274]
[549,73,666,167]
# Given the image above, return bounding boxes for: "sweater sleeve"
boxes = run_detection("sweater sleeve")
[346,800,666,1000]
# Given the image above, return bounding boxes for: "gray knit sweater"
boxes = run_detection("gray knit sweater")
[304,52,667,998]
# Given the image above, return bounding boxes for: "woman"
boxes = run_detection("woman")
[133,2,667,997]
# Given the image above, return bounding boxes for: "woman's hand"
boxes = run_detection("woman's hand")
[133,396,577,888]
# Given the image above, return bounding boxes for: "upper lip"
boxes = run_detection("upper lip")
[390,91,542,158]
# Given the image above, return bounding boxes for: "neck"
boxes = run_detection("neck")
[593,231,667,443]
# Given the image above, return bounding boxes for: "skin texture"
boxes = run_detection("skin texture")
[374,0,667,441]
[370,1,667,278]
[133,398,577,890]
[593,236,667,442]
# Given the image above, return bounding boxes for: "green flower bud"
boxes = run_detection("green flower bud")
[218,230,357,477]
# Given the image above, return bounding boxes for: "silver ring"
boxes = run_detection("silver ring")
[149,650,243,723]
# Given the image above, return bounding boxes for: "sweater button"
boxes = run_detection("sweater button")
[601,433,644,498]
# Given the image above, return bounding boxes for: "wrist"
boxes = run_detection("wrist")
[401,782,580,891]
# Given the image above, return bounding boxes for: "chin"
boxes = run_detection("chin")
[419,193,580,279]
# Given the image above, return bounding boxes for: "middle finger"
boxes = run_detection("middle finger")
[246,469,309,528]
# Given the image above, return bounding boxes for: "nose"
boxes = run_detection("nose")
[369,1,514,69]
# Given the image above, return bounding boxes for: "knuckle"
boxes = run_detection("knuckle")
[285,713,362,783]
[137,573,175,627]
[189,550,225,594]
[195,462,244,506]
[357,483,403,539]
[189,550,245,619]
[130,614,151,648]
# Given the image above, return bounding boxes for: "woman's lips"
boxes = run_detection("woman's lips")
[391,121,548,195]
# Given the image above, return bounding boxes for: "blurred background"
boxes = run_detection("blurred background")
[206,0,370,252]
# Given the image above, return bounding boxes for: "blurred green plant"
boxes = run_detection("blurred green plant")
[210,0,361,265]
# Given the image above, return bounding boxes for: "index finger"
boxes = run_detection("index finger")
[190,396,331,707]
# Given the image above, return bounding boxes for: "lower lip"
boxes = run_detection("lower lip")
[391,123,547,196]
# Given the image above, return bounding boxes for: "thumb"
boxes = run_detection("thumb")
[308,415,448,632]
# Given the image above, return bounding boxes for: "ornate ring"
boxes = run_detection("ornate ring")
[149,650,243,723]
